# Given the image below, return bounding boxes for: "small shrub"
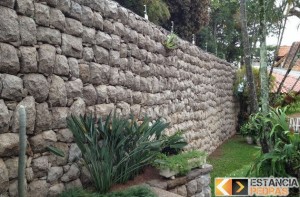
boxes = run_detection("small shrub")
[67,113,169,193]
[153,150,207,175]
[249,108,300,179]
[161,130,187,155]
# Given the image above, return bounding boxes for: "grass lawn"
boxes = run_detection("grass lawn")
[207,135,260,196]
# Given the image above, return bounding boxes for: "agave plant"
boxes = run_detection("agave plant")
[67,113,169,193]
[163,33,179,50]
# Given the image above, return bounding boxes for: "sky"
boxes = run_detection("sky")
[267,15,300,46]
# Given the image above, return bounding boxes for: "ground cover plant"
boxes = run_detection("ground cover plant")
[207,135,259,195]
[59,186,157,197]
[153,150,206,175]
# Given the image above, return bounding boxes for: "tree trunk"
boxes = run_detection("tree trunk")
[259,0,269,154]
[269,2,289,87]
[259,0,269,115]
[240,0,259,114]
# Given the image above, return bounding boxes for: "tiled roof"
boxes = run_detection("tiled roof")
[272,71,300,93]
[278,46,291,57]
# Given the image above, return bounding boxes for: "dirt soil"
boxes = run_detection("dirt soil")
[110,166,164,192]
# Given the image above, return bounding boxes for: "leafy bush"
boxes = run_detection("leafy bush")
[249,108,300,178]
[161,130,187,155]
[153,150,207,175]
[59,186,157,197]
[273,91,300,115]
[234,67,275,98]
[67,113,169,193]
[240,111,271,144]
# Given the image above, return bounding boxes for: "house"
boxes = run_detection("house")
[274,43,300,70]
[271,68,300,93]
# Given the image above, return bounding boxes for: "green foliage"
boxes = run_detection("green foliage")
[240,111,271,142]
[273,92,300,115]
[234,67,275,101]
[286,102,300,115]
[146,0,170,24]
[161,130,187,155]
[163,0,210,40]
[199,0,241,61]
[114,0,170,24]
[67,113,169,193]
[47,146,65,157]
[163,33,178,50]
[208,135,258,194]
[249,107,300,178]
[153,150,206,175]
[59,186,157,197]
[199,0,285,62]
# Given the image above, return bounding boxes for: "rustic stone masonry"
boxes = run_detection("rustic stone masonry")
[0,0,237,196]
[148,164,213,197]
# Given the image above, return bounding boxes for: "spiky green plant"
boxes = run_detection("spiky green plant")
[163,33,178,50]
[47,146,65,157]
[18,105,26,197]
[67,113,169,193]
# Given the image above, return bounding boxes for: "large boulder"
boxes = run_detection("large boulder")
[48,183,64,197]
[37,27,61,45]
[54,55,69,76]
[24,74,49,102]
[0,74,24,101]
[65,79,83,99]
[0,133,19,157]
[0,43,20,74]
[48,75,67,107]
[50,8,65,31]
[16,0,34,17]
[47,166,63,183]
[35,102,52,133]
[19,46,38,73]
[12,96,36,134]
[27,180,49,197]
[51,107,68,129]
[0,159,9,194]
[0,6,19,43]
[69,98,86,117]
[29,130,57,153]
[4,157,18,179]
[61,34,82,58]
[61,164,80,182]
[0,100,11,133]
[82,84,97,106]
[38,44,56,75]
[32,156,49,178]
[19,16,37,45]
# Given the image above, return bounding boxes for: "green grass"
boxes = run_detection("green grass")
[59,186,157,197]
[207,135,259,197]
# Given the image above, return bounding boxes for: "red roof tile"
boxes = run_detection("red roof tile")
[278,46,291,57]
[272,72,300,93]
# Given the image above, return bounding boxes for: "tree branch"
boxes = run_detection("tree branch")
[290,6,300,18]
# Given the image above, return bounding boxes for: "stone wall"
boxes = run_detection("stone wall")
[0,0,237,196]
[148,164,213,197]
